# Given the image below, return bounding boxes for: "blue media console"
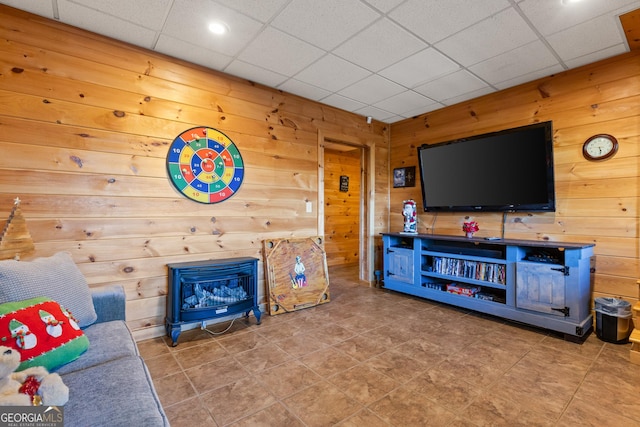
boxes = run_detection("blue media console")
[382,233,594,340]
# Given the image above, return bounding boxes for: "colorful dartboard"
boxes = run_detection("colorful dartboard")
[166,126,244,204]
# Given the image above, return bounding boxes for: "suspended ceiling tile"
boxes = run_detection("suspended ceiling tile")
[294,54,371,93]
[469,40,560,86]
[65,0,171,29]
[212,0,290,23]
[493,63,565,91]
[435,7,538,67]
[354,105,396,122]
[162,0,263,56]
[519,0,640,36]
[237,27,325,76]
[320,93,367,112]
[379,48,460,89]
[389,0,511,44]
[414,70,488,101]
[154,35,233,71]
[277,78,332,101]
[0,0,55,18]
[562,44,629,69]
[337,74,405,105]
[271,0,380,50]
[332,18,427,72]
[373,90,437,117]
[364,0,405,14]
[546,14,628,61]
[223,60,289,88]
[442,86,495,107]
[57,0,158,48]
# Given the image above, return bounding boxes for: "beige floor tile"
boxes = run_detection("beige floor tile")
[227,402,304,427]
[254,359,323,399]
[184,355,249,394]
[368,382,456,426]
[364,349,429,384]
[283,381,362,427]
[153,371,197,408]
[201,376,277,426]
[336,409,390,427]
[233,342,293,373]
[327,364,398,405]
[163,396,217,427]
[172,339,229,369]
[143,265,640,426]
[144,352,182,378]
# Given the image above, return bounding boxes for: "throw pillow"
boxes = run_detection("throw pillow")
[0,297,89,371]
[0,252,97,327]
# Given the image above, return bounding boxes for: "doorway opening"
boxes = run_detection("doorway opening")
[318,131,374,285]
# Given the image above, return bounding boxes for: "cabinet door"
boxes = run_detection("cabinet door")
[516,262,566,316]
[387,248,414,284]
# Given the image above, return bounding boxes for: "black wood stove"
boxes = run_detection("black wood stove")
[165,257,261,346]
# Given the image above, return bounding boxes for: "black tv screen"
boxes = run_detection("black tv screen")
[417,121,555,212]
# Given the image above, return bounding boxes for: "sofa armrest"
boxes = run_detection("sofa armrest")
[90,285,126,324]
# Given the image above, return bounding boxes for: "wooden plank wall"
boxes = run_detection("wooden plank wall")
[324,148,361,268]
[390,51,640,311]
[0,6,389,341]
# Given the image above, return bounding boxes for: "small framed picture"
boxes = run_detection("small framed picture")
[393,166,416,188]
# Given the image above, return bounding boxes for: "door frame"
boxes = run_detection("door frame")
[318,130,375,284]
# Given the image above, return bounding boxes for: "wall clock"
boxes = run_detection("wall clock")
[582,134,618,161]
[166,126,244,204]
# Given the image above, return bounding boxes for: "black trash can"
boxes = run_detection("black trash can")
[594,297,632,343]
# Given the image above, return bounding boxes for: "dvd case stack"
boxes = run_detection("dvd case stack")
[431,256,505,284]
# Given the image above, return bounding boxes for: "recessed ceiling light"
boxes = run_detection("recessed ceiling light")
[562,0,583,4]
[208,21,228,35]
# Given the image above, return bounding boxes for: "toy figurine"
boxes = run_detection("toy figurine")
[402,200,417,233]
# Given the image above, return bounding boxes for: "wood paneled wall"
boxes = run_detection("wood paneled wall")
[0,6,389,341]
[324,148,361,268]
[390,51,640,309]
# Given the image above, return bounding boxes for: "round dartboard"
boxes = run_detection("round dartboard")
[166,126,244,204]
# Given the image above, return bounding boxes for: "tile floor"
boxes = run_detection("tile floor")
[139,266,640,426]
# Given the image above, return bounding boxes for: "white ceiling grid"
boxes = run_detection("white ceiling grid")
[1,0,638,123]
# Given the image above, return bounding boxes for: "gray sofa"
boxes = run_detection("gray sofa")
[54,285,169,426]
[0,252,168,426]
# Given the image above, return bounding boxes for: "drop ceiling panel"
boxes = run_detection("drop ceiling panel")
[332,18,427,72]
[212,0,290,22]
[337,73,406,105]
[1,0,638,123]
[435,8,538,67]
[389,0,510,44]
[161,0,264,56]
[57,1,159,48]
[378,48,460,88]
[294,54,372,93]
[65,0,171,29]
[237,27,324,76]
[271,0,380,50]
[414,70,488,102]
[469,40,560,86]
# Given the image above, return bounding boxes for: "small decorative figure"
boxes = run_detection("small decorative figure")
[402,200,417,233]
[290,256,307,289]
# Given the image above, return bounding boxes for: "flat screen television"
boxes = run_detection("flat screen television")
[416,121,555,212]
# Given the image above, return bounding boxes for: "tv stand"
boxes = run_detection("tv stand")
[382,233,594,340]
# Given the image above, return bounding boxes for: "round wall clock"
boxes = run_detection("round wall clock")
[166,126,244,204]
[582,134,618,161]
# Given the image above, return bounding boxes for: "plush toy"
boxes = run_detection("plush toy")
[0,346,68,406]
